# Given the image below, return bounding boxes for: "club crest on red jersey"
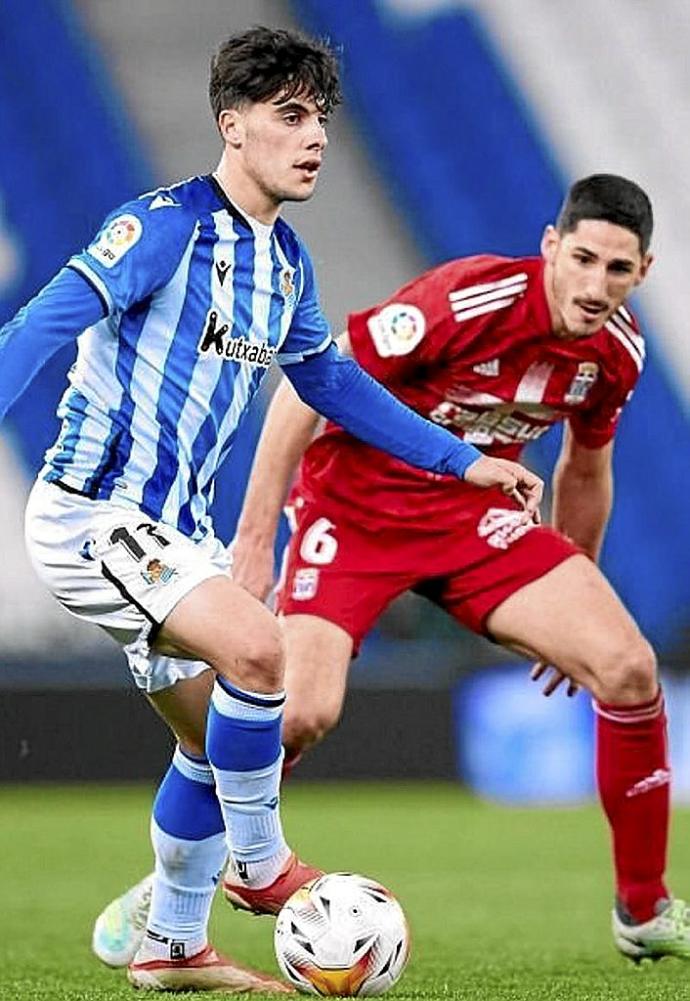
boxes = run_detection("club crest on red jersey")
[564,361,598,405]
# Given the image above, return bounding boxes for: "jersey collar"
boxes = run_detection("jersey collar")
[206,173,253,231]
[206,174,275,237]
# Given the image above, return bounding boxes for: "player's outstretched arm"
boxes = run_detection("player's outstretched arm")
[284,343,544,511]
[232,377,323,600]
[0,268,106,424]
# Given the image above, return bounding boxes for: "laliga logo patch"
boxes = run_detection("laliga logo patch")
[565,361,598,405]
[367,303,426,357]
[141,558,176,586]
[87,213,142,269]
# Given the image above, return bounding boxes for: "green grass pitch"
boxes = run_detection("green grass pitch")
[2,782,690,1000]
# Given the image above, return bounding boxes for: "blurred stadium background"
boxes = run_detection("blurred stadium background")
[3,0,690,800]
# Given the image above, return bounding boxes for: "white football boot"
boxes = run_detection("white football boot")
[92,873,153,967]
[613,898,690,961]
[127,939,292,993]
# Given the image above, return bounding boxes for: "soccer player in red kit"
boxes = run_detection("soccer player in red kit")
[94,174,689,963]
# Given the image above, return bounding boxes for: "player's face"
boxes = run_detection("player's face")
[218,91,328,222]
[541,220,653,338]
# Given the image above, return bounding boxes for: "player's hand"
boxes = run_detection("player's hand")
[530,660,580,698]
[464,456,543,519]
[228,534,275,602]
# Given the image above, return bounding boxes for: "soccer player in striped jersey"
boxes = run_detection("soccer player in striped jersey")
[94,175,690,967]
[0,26,541,994]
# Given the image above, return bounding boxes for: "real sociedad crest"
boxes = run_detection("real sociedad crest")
[280,267,296,306]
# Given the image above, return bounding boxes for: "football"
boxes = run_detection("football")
[274,872,410,996]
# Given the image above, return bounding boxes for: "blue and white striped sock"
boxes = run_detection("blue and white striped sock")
[145,746,226,961]
[206,677,290,888]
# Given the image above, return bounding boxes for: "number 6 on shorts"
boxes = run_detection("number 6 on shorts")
[299,517,338,565]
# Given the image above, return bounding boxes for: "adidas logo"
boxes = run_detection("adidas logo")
[473,359,500,377]
[625,768,671,799]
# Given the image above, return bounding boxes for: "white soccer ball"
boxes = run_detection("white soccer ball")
[274,872,410,996]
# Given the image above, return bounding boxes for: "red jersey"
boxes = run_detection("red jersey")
[294,255,644,532]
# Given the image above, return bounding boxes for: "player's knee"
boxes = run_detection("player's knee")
[283,702,341,754]
[241,623,285,689]
[592,636,657,705]
[213,618,285,691]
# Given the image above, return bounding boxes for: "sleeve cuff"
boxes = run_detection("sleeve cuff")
[277,333,333,367]
[67,259,113,315]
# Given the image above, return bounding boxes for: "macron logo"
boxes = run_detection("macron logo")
[625,768,671,799]
[149,193,180,210]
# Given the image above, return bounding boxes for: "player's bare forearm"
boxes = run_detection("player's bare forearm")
[550,428,614,562]
[232,377,323,599]
[235,378,321,546]
[235,333,351,549]
[551,461,612,561]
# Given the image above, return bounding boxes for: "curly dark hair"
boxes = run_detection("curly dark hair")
[557,174,653,253]
[209,26,342,126]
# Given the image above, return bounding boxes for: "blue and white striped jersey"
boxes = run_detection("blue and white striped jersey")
[43,174,331,540]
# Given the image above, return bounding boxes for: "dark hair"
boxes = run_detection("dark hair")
[557,174,653,253]
[209,26,341,126]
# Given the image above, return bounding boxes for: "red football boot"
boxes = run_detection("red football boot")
[128,942,293,993]
[223,853,322,915]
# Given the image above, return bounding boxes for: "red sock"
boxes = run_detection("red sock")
[595,688,670,922]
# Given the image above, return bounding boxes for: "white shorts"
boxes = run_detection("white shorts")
[25,479,230,693]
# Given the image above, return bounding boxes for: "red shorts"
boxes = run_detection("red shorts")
[277,489,580,653]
